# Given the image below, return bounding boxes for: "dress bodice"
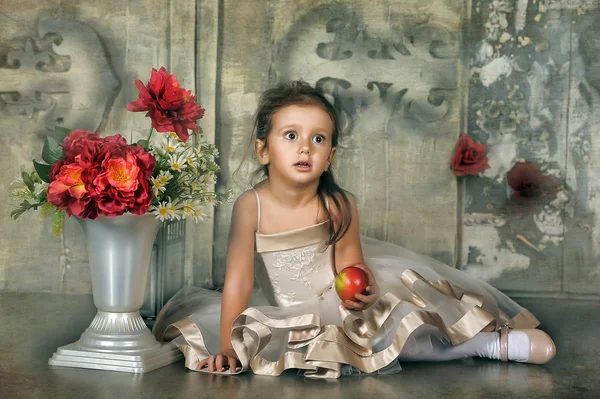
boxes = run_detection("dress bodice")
[254,221,336,307]
[252,190,336,307]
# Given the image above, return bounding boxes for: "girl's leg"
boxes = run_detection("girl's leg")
[397,326,531,362]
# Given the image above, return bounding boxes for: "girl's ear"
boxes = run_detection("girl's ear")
[327,147,337,166]
[254,139,269,165]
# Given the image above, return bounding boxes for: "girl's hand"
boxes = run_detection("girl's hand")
[197,348,239,373]
[342,264,380,311]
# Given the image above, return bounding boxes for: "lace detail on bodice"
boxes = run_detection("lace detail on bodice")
[269,274,298,307]
[251,189,335,307]
[271,243,323,290]
[256,240,335,307]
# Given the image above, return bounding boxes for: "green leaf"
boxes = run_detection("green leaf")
[54,126,72,144]
[21,171,35,192]
[33,160,51,183]
[11,207,27,220]
[42,136,64,164]
[136,139,149,150]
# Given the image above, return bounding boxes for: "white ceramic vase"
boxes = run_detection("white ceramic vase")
[48,213,182,373]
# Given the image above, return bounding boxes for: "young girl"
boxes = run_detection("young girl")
[152,80,556,379]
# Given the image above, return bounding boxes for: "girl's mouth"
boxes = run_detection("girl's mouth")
[294,161,312,171]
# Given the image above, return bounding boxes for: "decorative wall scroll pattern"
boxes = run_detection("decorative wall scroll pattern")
[270,6,462,251]
[273,13,461,138]
[0,19,120,136]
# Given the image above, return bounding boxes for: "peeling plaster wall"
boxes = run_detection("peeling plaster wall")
[463,0,600,299]
[1,0,599,300]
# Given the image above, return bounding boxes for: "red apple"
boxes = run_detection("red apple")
[335,266,369,302]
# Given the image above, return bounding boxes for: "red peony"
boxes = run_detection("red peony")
[451,134,490,176]
[47,130,156,219]
[61,129,104,165]
[127,67,205,143]
[92,144,156,217]
[507,162,560,214]
[47,163,88,217]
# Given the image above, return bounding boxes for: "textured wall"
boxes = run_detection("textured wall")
[0,0,206,294]
[2,0,600,300]
[212,0,469,286]
[462,0,600,299]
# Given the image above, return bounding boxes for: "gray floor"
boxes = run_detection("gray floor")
[0,292,598,399]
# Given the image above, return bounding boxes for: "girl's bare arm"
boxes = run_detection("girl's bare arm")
[331,193,365,274]
[331,194,379,310]
[219,190,257,351]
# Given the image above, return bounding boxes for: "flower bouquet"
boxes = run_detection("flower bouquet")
[9,67,231,373]
[10,66,231,234]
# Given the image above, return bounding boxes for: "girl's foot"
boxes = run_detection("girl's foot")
[499,325,556,365]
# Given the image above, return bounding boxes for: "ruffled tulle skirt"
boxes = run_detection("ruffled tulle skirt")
[152,236,540,379]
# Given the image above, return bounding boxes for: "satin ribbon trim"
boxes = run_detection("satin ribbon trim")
[162,268,541,379]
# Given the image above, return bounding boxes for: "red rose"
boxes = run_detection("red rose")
[62,129,104,166]
[507,162,560,214]
[48,130,156,219]
[451,134,490,176]
[47,162,90,217]
[127,67,205,143]
[92,144,156,217]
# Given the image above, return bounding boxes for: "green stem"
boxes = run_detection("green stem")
[146,127,154,147]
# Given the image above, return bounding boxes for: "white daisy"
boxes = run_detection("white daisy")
[185,153,199,168]
[193,208,205,222]
[181,200,196,219]
[151,202,170,221]
[157,170,173,184]
[151,177,166,193]
[164,137,181,154]
[168,201,181,220]
[169,153,187,172]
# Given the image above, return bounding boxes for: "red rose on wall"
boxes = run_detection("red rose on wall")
[451,134,490,176]
[127,67,205,143]
[507,162,560,214]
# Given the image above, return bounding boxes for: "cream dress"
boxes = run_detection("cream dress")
[152,191,540,379]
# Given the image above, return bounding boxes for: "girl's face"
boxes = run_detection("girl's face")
[256,104,336,186]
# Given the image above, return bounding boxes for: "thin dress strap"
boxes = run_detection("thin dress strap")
[317,194,330,223]
[253,189,261,233]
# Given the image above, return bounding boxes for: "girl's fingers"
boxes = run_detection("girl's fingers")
[228,357,238,373]
[206,355,216,371]
[197,354,239,373]
[344,299,363,309]
[354,293,375,303]
[216,354,225,372]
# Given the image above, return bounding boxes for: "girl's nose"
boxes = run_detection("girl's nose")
[299,139,310,154]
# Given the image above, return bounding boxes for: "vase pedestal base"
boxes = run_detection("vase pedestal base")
[48,341,183,373]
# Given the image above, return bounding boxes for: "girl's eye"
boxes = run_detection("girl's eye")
[285,132,297,140]
[313,135,325,144]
